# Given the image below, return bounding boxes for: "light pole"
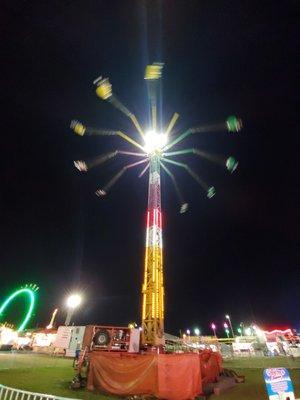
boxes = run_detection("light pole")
[225,314,234,337]
[65,294,82,326]
[211,323,217,338]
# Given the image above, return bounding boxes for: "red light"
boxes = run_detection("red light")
[264,328,292,335]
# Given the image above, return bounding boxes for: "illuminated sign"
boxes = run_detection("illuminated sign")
[264,368,295,400]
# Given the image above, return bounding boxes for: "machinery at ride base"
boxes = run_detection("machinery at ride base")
[72,324,224,399]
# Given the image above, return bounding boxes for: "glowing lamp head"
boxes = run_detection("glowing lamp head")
[194,328,200,336]
[144,130,168,154]
[66,294,82,309]
[224,322,229,329]
[245,327,252,336]
[211,323,216,330]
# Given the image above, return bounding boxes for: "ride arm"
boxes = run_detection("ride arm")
[74,150,146,172]
[163,116,242,151]
[70,120,144,151]
[161,157,215,198]
[163,148,238,172]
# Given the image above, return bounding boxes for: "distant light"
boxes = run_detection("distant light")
[186,329,191,335]
[66,294,82,309]
[245,327,251,336]
[194,328,200,336]
[237,327,242,335]
[144,130,168,154]
[225,315,230,320]
[263,328,293,335]
[224,322,229,329]
[0,328,18,345]
[211,323,216,330]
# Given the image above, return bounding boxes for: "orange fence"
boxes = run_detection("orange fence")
[87,350,222,400]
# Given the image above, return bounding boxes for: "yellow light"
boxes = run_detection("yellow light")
[144,64,163,80]
[71,121,86,136]
[95,78,112,100]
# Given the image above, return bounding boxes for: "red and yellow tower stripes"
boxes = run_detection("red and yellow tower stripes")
[142,155,164,345]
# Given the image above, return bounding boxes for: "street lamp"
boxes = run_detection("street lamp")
[211,323,217,338]
[194,328,200,336]
[225,314,234,337]
[65,294,82,326]
[186,329,191,336]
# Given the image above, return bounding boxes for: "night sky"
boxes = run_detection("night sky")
[1,0,299,335]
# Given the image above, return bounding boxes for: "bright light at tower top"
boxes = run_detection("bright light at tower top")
[143,130,168,155]
[66,294,82,309]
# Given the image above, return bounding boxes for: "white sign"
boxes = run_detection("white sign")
[128,329,140,353]
[53,326,72,349]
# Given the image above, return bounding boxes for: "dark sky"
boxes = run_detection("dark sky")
[1,0,299,335]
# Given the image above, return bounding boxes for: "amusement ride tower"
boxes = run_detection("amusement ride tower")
[142,154,164,344]
[71,63,242,345]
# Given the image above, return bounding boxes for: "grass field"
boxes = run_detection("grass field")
[0,352,299,399]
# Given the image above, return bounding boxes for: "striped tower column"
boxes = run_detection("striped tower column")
[142,155,165,345]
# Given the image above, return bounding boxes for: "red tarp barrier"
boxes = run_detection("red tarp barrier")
[87,350,222,400]
[87,352,202,400]
[199,350,223,385]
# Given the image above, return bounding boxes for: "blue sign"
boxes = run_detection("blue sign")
[264,368,295,400]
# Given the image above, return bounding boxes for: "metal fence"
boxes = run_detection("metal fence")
[0,385,79,400]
